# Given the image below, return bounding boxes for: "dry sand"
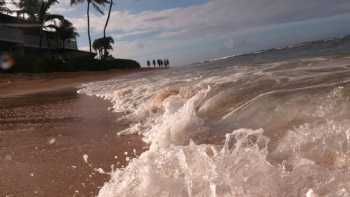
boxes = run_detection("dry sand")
[0,70,152,196]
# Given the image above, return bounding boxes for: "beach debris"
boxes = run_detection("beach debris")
[30,172,34,177]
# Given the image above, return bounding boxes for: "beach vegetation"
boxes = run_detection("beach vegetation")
[47,18,79,49]
[0,0,141,73]
[93,36,114,59]
[15,0,64,48]
[70,0,108,53]
[0,0,11,14]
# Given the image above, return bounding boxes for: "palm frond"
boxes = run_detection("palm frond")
[45,14,64,22]
[92,1,104,15]
[70,0,85,5]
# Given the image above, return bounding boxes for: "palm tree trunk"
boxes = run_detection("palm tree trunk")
[87,1,92,53]
[103,0,113,57]
[103,0,113,38]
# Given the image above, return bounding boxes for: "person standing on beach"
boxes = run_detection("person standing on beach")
[164,59,168,68]
[147,60,151,67]
[163,59,168,68]
[153,60,156,68]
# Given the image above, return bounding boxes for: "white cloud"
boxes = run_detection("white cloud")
[50,0,76,14]
[70,0,350,40]
[62,0,350,64]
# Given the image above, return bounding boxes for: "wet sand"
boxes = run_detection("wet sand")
[0,70,149,196]
[0,69,156,97]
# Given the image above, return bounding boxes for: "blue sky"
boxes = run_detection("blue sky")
[48,0,350,66]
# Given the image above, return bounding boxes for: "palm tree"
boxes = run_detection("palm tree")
[92,38,103,58]
[15,0,41,20]
[93,36,114,59]
[71,0,107,53]
[0,0,5,13]
[49,19,79,49]
[37,0,64,48]
[0,0,11,14]
[16,0,64,48]
[103,0,113,55]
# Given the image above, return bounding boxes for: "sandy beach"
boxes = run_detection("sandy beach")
[0,70,149,196]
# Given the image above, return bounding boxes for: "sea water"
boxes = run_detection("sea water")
[78,54,350,197]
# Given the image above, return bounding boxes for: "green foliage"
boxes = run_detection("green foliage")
[16,0,42,20]
[2,51,140,73]
[70,0,108,52]
[15,0,64,47]
[48,18,79,49]
[0,0,11,13]
[15,0,61,22]
[93,36,115,59]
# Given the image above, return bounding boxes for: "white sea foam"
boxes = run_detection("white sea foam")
[78,57,350,197]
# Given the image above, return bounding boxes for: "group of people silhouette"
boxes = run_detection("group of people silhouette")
[146,59,170,68]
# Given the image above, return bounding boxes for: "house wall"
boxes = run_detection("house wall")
[23,32,77,49]
[0,25,24,44]
[0,13,78,50]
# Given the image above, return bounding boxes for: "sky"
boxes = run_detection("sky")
[33,0,350,65]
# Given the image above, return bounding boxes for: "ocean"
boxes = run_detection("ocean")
[78,40,350,197]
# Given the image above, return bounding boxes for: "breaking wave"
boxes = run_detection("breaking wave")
[78,56,350,197]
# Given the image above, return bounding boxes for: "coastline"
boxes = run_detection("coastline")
[0,70,150,196]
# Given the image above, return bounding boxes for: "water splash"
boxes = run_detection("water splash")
[78,57,350,197]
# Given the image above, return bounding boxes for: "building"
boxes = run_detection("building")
[0,13,78,51]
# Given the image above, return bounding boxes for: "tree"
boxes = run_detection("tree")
[0,0,11,14]
[92,38,103,58]
[93,36,114,59]
[71,0,107,53]
[37,0,64,48]
[0,0,5,13]
[15,0,64,48]
[103,0,114,56]
[15,0,41,21]
[49,19,79,49]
